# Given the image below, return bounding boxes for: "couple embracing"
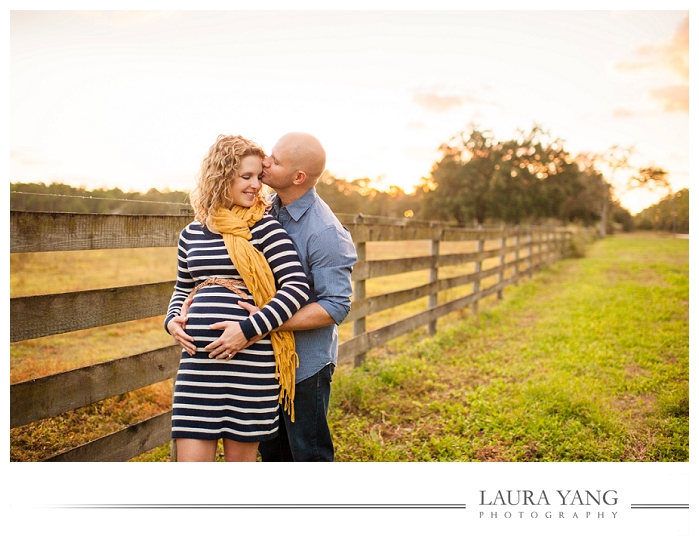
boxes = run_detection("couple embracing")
[165,132,357,462]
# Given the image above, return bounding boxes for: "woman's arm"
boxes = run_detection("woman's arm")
[164,228,196,355]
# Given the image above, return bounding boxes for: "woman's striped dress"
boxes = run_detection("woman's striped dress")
[164,215,310,442]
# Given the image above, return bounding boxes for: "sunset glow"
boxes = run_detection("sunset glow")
[10,9,690,214]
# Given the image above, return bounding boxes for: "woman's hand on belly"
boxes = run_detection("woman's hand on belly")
[167,314,196,356]
[206,320,250,360]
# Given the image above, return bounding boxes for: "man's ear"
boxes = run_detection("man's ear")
[293,170,308,186]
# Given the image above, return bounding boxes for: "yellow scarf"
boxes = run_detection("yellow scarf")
[209,196,298,421]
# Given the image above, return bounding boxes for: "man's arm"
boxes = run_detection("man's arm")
[239,301,336,331]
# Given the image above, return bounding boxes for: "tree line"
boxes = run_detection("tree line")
[316,125,680,233]
[634,189,688,233]
[10,125,684,233]
[10,182,191,215]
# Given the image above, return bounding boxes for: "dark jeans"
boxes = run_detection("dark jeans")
[259,363,335,462]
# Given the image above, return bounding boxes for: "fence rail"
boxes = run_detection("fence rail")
[10,211,572,461]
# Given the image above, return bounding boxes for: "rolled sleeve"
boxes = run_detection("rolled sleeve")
[308,225,357,325]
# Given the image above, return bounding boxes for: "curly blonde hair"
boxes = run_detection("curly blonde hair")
[189,134,266,225]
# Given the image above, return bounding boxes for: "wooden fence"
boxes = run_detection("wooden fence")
[10,211,572,461]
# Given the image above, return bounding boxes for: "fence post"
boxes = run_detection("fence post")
[353,215,367,367]
[427,224,440,335]
[471,231,484,315]
[497,226,505,299]
[528,231,534,278]
[514,231,520,285]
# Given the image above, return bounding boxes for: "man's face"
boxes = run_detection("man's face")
[261,138,296,191]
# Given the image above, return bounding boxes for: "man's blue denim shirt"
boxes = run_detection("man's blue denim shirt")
[270,188,357,383]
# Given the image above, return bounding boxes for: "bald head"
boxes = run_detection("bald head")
[277,132,326,185]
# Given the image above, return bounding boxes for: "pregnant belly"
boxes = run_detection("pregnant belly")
[185,287,253,345]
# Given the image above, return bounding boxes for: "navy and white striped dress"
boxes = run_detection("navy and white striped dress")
[164,214,310,442]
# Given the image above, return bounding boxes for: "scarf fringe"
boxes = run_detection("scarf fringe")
[271,331,299,422]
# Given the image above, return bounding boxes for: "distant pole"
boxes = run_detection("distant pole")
[353,215,367,367]
[599,184,609,238]
[428,223,440,336]
[472,233,484,315]
[673,191,677,234]
[497,227,505,300]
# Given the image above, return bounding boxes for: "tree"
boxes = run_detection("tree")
[629,166,670,192]
[421,125,583,226]
[560,165,606,226]
[576,145,634,237]
[628,166,677,233]
[315,173,422,218]
[420,127,498,225]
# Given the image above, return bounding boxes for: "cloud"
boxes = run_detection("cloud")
[10,148,62,168]
[614,14,689,115]
[406,121,427,131]
[612,107,638,118]
[648,85,689,113]
[412,92,500,113]
[413,93,465,113]
[616,14,688,82]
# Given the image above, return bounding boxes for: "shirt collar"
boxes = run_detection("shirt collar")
[271,187,318,222]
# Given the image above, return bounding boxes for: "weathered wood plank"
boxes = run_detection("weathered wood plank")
[11,345,180,428]
[346,224,548,243]
[42,411,172,462]
[352,246,511,281]
[10,281,175,342]
[440,228,511,241]
[347,282,439,323]
[10,211,191,253]
[339,278,510,363]
[11,211,567,250]
[346,224,444,243]
[437,247,503,267]
[346,259,526,322]
[352,255,437,280]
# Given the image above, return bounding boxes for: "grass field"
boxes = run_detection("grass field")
[10,231,688,462]
[329,232,688,461]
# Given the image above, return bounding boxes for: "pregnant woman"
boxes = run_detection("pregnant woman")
[164,134,310,462]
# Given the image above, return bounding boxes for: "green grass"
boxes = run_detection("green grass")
[328,233,688,461]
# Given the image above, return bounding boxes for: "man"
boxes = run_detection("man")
[225,132,357,461]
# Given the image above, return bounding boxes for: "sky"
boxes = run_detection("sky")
[10,8,690,214]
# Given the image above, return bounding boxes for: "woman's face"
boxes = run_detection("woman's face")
[230,155,263,208]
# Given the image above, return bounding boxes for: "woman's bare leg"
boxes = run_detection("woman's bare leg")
[222,439,259,462]
[175,439,218,462]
